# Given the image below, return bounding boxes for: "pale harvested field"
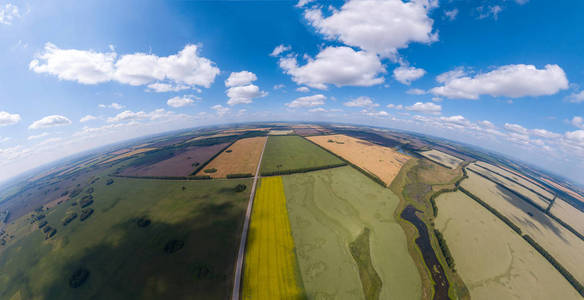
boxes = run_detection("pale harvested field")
[542,178,584,203]
[222,127,270,133]
[461,171,584,284]
[196,137,266,178]
[268,130,294,135]
[308,134,409,186]
[185,132,240,143]
[435,191,580,300]
[467,164,549,209]
[551,198,584,236]
[419,149,463,169]
[99,148,157,164]
[475,161,555,200]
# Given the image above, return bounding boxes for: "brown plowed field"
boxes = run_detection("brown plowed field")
[196,137,266,178]
[119,143,229,177]
[307,134,409,186]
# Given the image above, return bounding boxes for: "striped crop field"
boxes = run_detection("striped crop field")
[242,176,302,299]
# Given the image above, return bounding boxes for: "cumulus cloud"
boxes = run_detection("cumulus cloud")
[304,0,437,57]
[107,109,177,123]
[361,109,390,117]
[147,82,190,93]
[270,44,291,57]
[430,64,569,99]
[167,95,199,108]
[296,86,310,92]
[30,43,219,89]
[0,3,20,25]
[295,0,314,8]
[478,5,503,20]
[308,107,327,113]
[279,46,385,89]
[211,104,229,117]
[0,111,21,126]
[405,102,441,114]
[28,132,49,140]
[386,103,404,110]
[273,84,285,90]
[406,88,426,95]
[80,115,97,122]
[286,94,326,108]
[29,115,72,129]
[225,71,258,87]
[444,8,458,21]
[570,116,583,129]
[344,96,379,108]
[393,65,426,85]
[565,91,584,103]
[226,84,267,105]
[98,102,124,110]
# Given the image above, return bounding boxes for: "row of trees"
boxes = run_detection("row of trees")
[260,163,347,177]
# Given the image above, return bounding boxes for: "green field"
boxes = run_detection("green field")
[435,191,580,300]
[283,166,421,299]
[260,135,344,175]
[0,176,251,300]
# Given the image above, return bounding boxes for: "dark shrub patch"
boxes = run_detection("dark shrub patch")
[193,263,213,279]
[234,184,247,192]
[106,179,114,185]
[225,150,232,153]
[203,168,217,174]
[164,240,185,254]
[136,217,151,228]
[69,268,90,288]
[80,208,94,221]
[62,213,78,226]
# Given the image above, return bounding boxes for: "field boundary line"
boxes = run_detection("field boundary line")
[231,136,267,300]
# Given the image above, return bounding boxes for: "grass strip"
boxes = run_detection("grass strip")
[349,228,382,300]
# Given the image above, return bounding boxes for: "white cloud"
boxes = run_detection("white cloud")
[226,84,267,105]
[309,107,327,113]
[29,115,72,129]
[430,64,569,100]
[304,0,437,57]
[531,128,561,139]
[0,3,20,25]
[270,44,291,57]
[167,95,199,108]
[225,71,258,87]
[566,90,584,103]
[296,86,310,92]
[279,46,385,89]
[30,43,219,89]
[107,109,177,123]
[393,65,426,85]
[478,5,503,20]
[295,0,314,8]
[405,102,441,114]
[80,115,97,122]
[570,116,583,129]
[273,84,285,90]
[361,109,390,117]
[504,123,529,135]
[444,8,458,21]
[28,132,49,140]
[98,102,124,110]
[211,104,229,117]
[344,96,379,108]
[0,111,21,126]
[386,103,404,110]
[0,137,10,144]
[406,88,426,95]
[147,82,190,93]
[286,94,326,108]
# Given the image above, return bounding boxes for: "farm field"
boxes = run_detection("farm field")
[460,171,584,285]
[435,191,580,300]
[269,130,294,135]
[283,166,421,299]
[308,134,410,186]
[185,132,240,143]
[120,143,229,177]
[242,176,302,299]
[419,149,463,169]
[100,148,157,165]
[542,178,584,203]
[0,176,252,300]
[260,135,344,175]
[551,198,584,236]
[196,137,266,178]
[474,161,555,200]
[467,164,550,209]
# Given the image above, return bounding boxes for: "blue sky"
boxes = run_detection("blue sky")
[0,0,583,184]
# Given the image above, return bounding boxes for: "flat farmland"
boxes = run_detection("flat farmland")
[475,161,555,200]
[119,143,229,177]
[185,133,240,143]
[100,148,158,165]
[542,178,584,203]
[467,164,550,209]
[419,149,463,169]
[283,166,421,299]
[260,136,344,175]
[196,137,266,178]
[0,176,252,300]
[460,171,584,285]
[242,177,302,299]
[308,134,410,186]
[551,198,584,236]
[435,191,580,300]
